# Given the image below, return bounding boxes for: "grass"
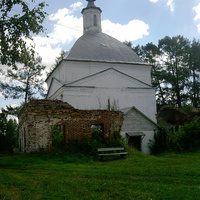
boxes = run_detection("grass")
[0,149,200,200]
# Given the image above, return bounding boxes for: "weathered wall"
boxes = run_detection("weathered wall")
[18,100,123,153]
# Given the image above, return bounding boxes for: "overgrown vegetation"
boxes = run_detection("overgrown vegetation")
[51,123,126,156]
[169,117,200,152]
[60,131,126,157]
[0,109,18,152]
[133,36,200,108]
[149,116,200,154]
[0,150,200,199]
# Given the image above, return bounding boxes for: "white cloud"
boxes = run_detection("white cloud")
[149,0,159,3]
[70,1,83,10]
[193,3,200,32]
[32,1,149,66]
[167,0,175,12]
[33,3,83,66]
[34,42,62,66]
[102,20,149,42]
[193,3,200,21]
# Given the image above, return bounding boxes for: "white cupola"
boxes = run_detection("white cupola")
[81,0,102,33]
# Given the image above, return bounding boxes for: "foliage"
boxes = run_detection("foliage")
[188,39,200,108]
[5,119,18,147]
[66,131,126,156]
[133,36,200,108]
[169,117,200,152]
[0,151,200,199]
[0,0,47,69]
[148,127,169,155]
[0,133,13,154]
[0,106,20,150]
[0,50,46,103]
[0,108,18,152]
[149,116,200,154]
[0,110,7,135]
[51,126,65,147]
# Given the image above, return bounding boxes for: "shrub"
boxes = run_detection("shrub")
[148,127,169,155]
[169,117,200,152]
[65,131,126,156]
[149,117,200,154]
[51,126,65,147]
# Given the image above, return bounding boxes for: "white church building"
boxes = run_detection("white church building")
[46,0,158,154]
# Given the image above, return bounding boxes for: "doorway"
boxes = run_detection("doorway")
[128,136,142,150]
[126,132,145,151]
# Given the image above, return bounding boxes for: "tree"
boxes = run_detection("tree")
[6,118,18,147]
[133,43,168,106]
[158,36,190,107]
[0,108,18,148]
[0,0,47,69]
[188,39,200,108]
[0,109,7,135]
[0,49,46,103]
[132,36,200,108]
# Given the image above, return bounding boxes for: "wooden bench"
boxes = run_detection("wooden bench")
[97,147,128,160]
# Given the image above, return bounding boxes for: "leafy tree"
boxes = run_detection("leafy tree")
[133,36,200,108]
[6,118,18,147]
[169,117,200,152]
[0,108,18,148]
[0,49,46,103]
[188,39,200,108]
[158,36,190,107]
[133,43,168,106]
[0,0,47,69]
[0,109,7,135]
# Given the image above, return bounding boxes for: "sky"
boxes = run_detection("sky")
[0,0,200,109]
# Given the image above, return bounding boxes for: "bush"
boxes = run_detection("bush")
[148,127,169,155]
[149,117,200,154]
[65,131,126,156]
[52,126,65,147]
[169,117,200,152]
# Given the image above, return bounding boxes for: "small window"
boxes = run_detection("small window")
[91,124,103,142]
[93,14,97,26]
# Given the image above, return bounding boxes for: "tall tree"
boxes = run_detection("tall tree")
[188,39,200,108]
[6,118,18,147]
[0,108,18,147]
[0,109,7,135]
[0,49,46,103]
[158,35,190,107]
[0,0,47,69]
[133,43,168,106]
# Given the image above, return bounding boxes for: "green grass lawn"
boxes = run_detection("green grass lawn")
[0,149,200,200]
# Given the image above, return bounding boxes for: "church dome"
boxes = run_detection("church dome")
[65,31,142,63]
[64,0,142,64]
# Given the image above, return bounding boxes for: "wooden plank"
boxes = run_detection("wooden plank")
[98,152,128,156]
[97,147,124,152]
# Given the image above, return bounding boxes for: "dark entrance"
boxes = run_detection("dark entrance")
[128,136,141,150]
[126,132,145,151]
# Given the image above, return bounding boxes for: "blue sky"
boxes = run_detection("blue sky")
[0,0,200,109]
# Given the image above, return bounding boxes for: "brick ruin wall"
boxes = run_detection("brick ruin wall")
[18,100,124,153]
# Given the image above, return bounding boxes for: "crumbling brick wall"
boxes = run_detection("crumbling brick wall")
[18,100,123,153]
